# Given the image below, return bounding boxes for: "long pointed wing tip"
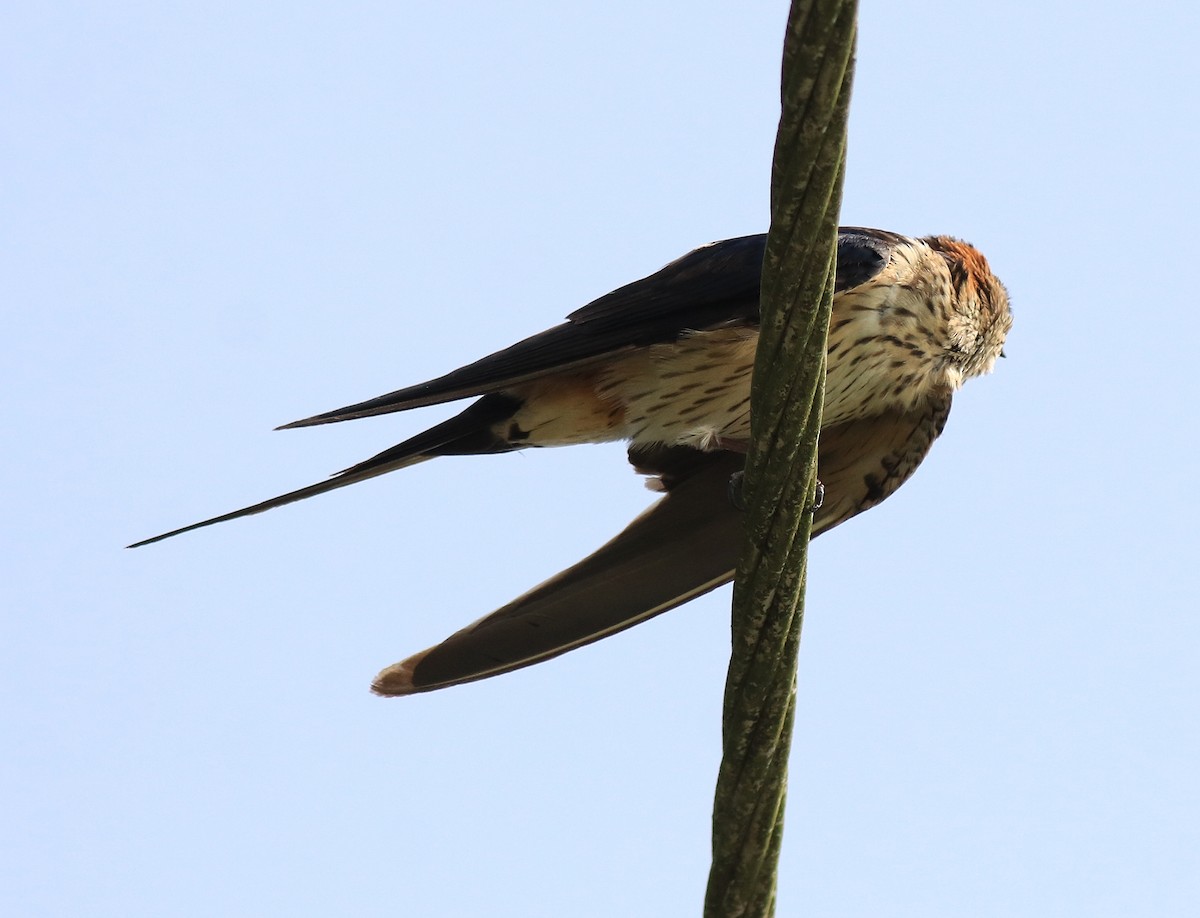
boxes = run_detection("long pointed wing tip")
[275,417,319,431]
[370,653,427,697]
[126,530,176,549]
[277,407,372,429]
[126,517,220,549]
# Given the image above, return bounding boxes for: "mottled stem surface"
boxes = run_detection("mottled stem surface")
[703,2,856,916]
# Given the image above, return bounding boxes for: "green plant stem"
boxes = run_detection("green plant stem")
[703,2,857,915]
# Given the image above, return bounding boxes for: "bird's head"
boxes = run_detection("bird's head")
[923,236,1013,385]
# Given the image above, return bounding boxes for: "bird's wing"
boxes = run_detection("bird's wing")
[812,393,952,536]
[280,230,901,428]
[371,450,745,696]
[131,232,905,547]
[832,226,905,292]
[372,394,951,695]
[279,236,766,428]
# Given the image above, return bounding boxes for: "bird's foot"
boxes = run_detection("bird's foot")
[728,473,823,513]
[810,478,825,513]
[728,471,746,510]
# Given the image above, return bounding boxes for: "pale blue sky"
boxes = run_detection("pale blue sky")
[5,2,1199,915]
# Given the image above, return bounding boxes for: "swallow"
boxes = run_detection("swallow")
[131,228,1012,695]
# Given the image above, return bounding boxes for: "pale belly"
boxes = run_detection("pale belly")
[506,320,945,451]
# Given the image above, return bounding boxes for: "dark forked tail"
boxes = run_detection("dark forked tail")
[128,395,520,548]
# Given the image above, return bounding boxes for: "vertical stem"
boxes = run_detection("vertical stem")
[703,2,856,916]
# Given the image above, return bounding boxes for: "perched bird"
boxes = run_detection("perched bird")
[131,228,1011,695]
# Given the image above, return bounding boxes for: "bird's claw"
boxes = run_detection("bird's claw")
[728,473,822,514]
[728,471,746,511]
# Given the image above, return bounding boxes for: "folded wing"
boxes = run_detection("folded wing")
[373,394,951,695]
